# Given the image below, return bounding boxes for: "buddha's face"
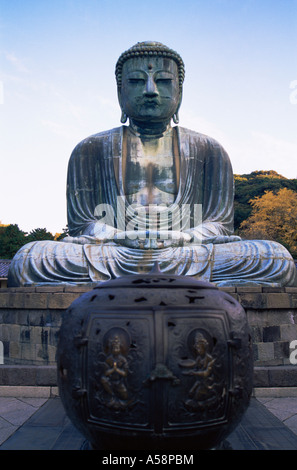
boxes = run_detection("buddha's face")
[119,56,182,124]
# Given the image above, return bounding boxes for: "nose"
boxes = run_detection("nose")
[144,76,159,97]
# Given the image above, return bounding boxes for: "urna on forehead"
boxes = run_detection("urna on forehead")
[115,41,185,87]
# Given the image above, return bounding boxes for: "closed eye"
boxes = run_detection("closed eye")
[156,78,172,84]
[128,78,145,85]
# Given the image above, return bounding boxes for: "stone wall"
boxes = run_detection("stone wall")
[225,286,297,366]
[226,286,297,389]
[0,285,95,366]
[0,285,297,388]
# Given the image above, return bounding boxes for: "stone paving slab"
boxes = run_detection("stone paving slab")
[0,398,85,450]
[0,397,48,445]
[284,415,297,435]
[227,398,297,450]
[257,397,297,436]
[0,416,17,446]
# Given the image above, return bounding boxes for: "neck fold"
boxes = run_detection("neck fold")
[129,119,171,139]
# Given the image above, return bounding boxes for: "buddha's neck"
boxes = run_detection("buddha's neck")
[129,119,171,140]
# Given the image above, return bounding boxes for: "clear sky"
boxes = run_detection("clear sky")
[1,0,297,234]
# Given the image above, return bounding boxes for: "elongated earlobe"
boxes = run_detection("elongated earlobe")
[121,110,128,123]
[173,91,183,125]
[172,112,179,124]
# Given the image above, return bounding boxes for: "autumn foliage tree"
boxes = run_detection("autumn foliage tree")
[239,188,297,258]
[234,170,297,230]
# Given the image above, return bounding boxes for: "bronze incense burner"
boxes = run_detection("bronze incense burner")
[57,268,253,450]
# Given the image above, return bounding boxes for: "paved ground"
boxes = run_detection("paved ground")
[0,396,85,450]
[257,396,297,436]
[0,397,297,450]
[1,395,297,450]
[0,396,49,446]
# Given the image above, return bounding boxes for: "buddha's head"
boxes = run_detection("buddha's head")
[115,41,185,128]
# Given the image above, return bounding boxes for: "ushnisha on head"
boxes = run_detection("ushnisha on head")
[115,41,185,127]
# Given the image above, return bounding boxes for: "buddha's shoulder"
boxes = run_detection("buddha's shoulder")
[70,127,123,155]
[177,126,225,150]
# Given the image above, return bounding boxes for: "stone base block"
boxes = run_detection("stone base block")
[254,365,297,388]
[0,365,57,386]
[0,385,59,397]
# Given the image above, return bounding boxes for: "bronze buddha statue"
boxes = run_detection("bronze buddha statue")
[8,41,297,287]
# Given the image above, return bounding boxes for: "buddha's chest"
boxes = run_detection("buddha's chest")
[124,132,178,207]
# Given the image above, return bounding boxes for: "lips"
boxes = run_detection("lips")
[143,98,160,106]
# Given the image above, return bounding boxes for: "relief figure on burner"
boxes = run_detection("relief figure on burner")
[99,334,129,409]
[179,330,217,410]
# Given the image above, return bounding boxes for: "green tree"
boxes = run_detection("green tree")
[0,225,57,259]
[26,228,55,243]
[0,224,27,259]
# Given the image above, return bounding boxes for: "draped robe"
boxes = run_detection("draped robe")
[8,125,297,287]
